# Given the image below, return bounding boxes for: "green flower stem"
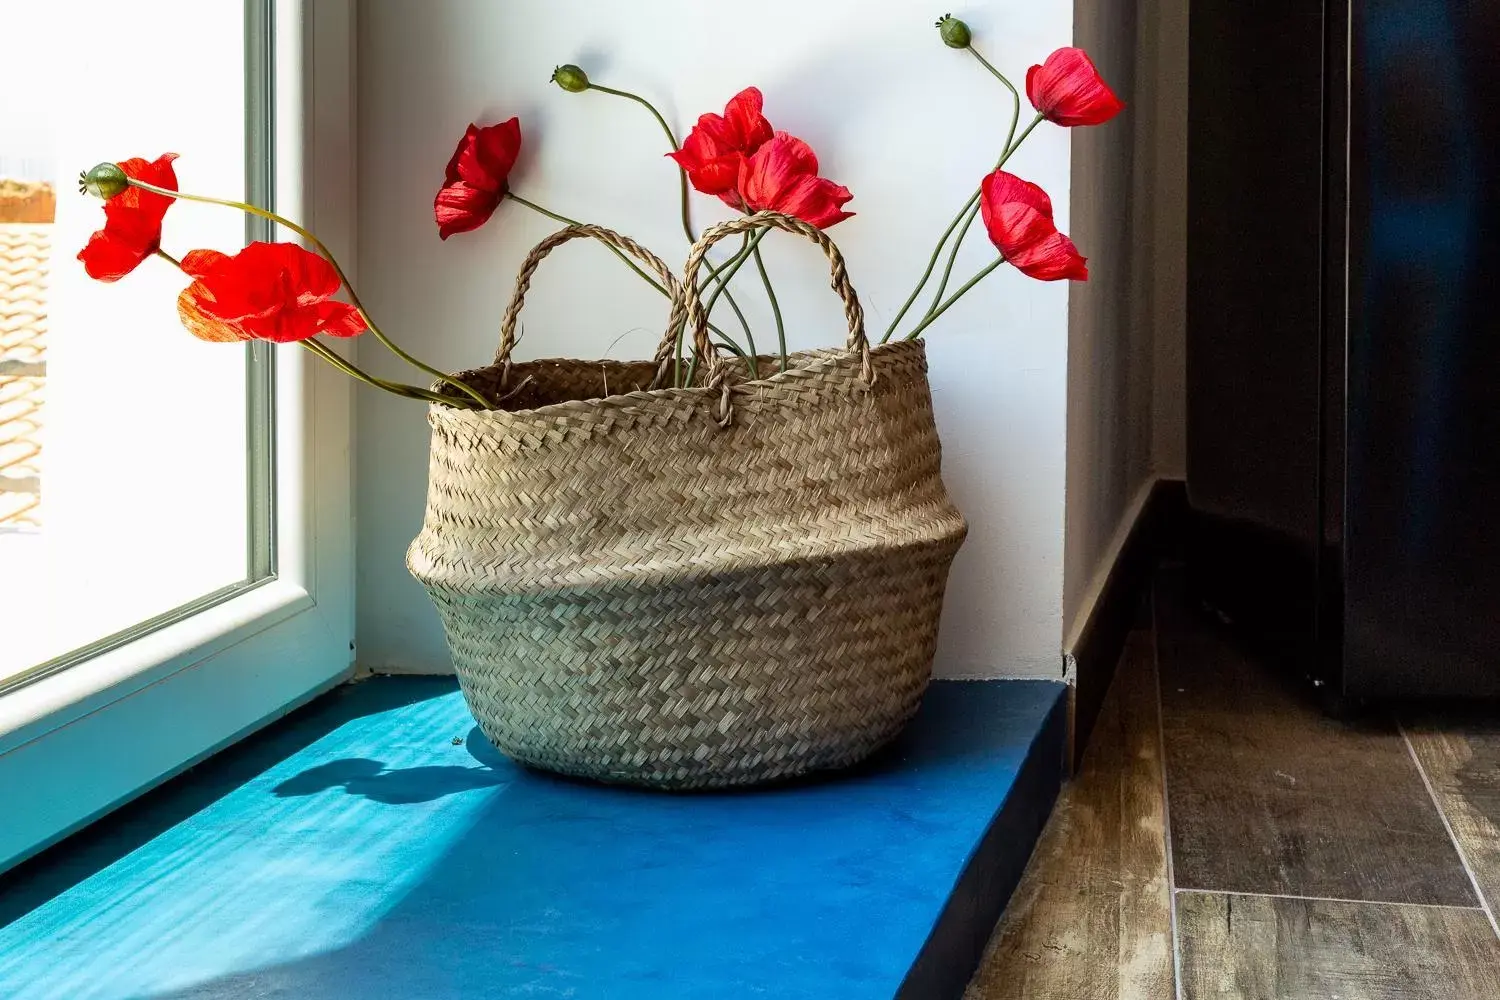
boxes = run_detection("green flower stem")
[922,112,1043,317]
[508,190,747,357]
[126,178,491,408]
[880,196,978,344]
[968,45,1023,154]
[695,228,771,384]
[903,256,1006,341]
[583,80,760,360]
[507,191,673,297]
[154,241,462,405]
[703,229,771,317]
[925,199,982,317]
[584,83,695,245]
[752,243,787,371]
[879,46,1049,346]
[302,340,463,405]
[919,50,1026,315]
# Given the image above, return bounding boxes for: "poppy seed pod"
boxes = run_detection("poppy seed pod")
[80,162,130,200]
[936,15,972,49]
[551,65,590,93]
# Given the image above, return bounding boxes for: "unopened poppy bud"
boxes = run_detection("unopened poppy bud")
[936,14,972,49]
[551,64,590,93]
[79,162,129,199]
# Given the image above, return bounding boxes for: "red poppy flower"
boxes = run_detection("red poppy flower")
[980,169,1088,282]
[737,133,854,230]
[176,242,367,344]
[434,118,522,240]
[1026,48,1124,127]
[668,87,775,207]
[77,153,179,281]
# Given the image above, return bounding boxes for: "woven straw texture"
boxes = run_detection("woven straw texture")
[408,213,967,788]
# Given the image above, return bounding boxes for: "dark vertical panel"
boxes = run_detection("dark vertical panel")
[1344,0,1500,697]
[1186,1,1327,638]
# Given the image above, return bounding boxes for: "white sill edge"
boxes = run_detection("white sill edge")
[0,580,316,755]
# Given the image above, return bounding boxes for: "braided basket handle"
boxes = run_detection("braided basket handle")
[678,212,872,422]
[495,224,685,386]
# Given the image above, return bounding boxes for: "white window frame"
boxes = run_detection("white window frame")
[0,0,357,873]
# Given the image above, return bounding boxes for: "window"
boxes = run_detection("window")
[1,0,272,692]
[0,0,355,873]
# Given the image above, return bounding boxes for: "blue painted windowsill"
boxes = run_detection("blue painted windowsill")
[0,676,1066,1000]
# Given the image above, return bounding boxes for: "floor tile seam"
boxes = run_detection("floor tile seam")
[1173,885,1488,913]
[1398,720,1500,941]
[1151,590,1185,1000]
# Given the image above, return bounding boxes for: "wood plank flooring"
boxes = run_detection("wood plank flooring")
[1403,719,1500,927]
[1177,892,1500,999]
[1155,574,1474,905]
[965,567,1500,1000]
[963,633,1172,1000]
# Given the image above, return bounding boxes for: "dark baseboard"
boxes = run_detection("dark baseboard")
[1066,478,1187,765]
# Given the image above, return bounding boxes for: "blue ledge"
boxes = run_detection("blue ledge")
[0,676,1066,1000]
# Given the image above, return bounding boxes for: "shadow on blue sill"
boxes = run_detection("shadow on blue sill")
[0,675,1063,1000]
[0,676,458,926]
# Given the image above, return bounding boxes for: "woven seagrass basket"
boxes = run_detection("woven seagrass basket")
[407,212,967,788]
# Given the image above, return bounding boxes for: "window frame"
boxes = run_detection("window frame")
[0,0,357,874]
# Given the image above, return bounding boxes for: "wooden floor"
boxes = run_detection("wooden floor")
[964,568,1500,1000]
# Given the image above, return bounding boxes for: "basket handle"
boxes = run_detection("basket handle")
[679,212,872,424]
[495,224,686,386]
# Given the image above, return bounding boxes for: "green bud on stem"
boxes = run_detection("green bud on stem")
[79,162,129,199]
[551,64,590,93]
[936,14,972,49]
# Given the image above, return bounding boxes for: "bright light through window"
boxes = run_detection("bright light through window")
[0,1,270,685]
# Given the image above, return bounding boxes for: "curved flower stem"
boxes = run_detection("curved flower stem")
[752,244,787,371]
[508,190,747,358]
[903,256,1006,341]
[507,191,673,296]
[692,228,770,384]
[126,178,491,408]
[583,80,759,356]
[920,51,1026,315]
[922,112,1044,316]
[584,83,695,244]
[155,242,463,405]
[880,199,977,344]
[302,340,465,405]
[878,50,1046,346]
[968,46,1024,155]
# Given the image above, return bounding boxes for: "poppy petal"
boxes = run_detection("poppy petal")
[738,133,852,229]
[1026,48,1124,127]
[178,283,248,343]
[77,231,151,282]
[721,87,774,151]
[307,301,367,338]
[980,168,1088,282]
[434,181,502,240]
[180,248,229,278]
[1008,229,1089,281]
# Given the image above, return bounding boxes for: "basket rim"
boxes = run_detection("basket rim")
[431,338,927,422]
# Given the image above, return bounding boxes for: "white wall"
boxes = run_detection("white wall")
[354,0,1077,678]
[1061,0,1189,645]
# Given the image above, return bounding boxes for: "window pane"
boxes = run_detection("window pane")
[0,1,266,683]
